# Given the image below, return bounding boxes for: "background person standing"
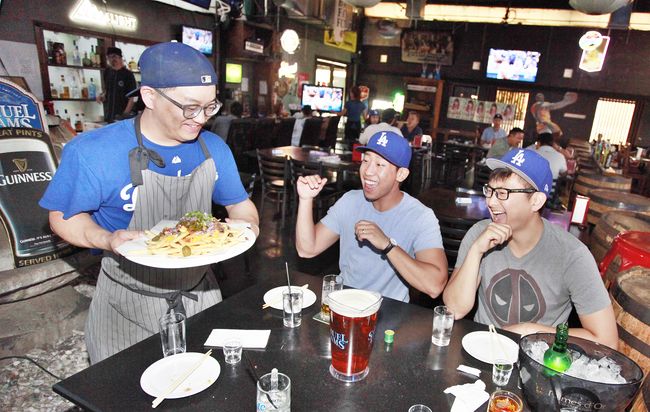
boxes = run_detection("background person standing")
[97,47,137,123]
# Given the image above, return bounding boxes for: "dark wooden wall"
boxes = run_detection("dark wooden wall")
[359,21,650,144]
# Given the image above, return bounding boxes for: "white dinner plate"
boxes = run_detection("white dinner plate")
[140,352,220,399]
[461,331,519,364]
[263,286,317,310]
[117,220,256,269]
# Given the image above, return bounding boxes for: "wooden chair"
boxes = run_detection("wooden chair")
[290,160,340,221]
[437,215,477,274]
[256,149,291,229]
[251,118,276,149]
[322,116,341,149]
[299,117,324,147]
[274,118,296,147]
[473,163,492,191]
[227,119,256,169]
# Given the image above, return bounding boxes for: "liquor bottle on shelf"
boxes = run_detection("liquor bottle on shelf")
[543,323,572,374]
[88,78,97,100]
[82,51,92,67]
[60,75,70,99]
[81,77,89,99]
[72,41,81,66]
[89,45,96,67]
[47,40,55,64]
[93,45,102,67]
[128,57,137,71]
[74,114,84,132]
[50,83,58,99]
[71,76,80,99]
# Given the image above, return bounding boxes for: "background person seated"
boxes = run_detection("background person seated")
[487,127,524,159]
[400,111,423,143]
[480,113,507,146]
[359,108,402,145]
[291,105,313,146]
[211,101,243,141]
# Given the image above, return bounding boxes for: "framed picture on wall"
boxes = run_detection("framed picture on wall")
[401,30,453,65]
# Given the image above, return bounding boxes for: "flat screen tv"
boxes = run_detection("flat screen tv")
[181,26,213,55]
[301,85,344,113]
[181,0,211,9]
[486,48,540,83]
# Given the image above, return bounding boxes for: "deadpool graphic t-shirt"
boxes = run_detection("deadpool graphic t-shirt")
[455,219,610,328]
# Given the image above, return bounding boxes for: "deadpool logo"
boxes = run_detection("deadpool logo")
[484,269,546,325]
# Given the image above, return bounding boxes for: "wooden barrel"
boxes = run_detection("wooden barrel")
[587,189,650,225]
[630,375,648,412]
[574,173,632,197]
[610,267,650,376]
[591,211,650,264]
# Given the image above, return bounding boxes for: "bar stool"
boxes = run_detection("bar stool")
[598,231,650,289]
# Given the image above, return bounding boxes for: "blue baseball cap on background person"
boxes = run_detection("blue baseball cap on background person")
[368,109,379,116]
[486,148,553,198]
[127,42,217,96]
[356,131,411,168]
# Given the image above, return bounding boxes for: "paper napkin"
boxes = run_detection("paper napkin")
[204,329,271,349]
[444,379,489,412]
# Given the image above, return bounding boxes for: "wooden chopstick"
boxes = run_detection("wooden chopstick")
[261,284,310,309]
[151,349,213,408]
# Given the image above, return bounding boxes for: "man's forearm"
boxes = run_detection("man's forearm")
[124,97,135,114]
[295,197,317,257]
[386,248,447,298]
[443,246,483,318]
[49,211,113,251]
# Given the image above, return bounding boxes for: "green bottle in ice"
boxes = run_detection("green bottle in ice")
[543,323,572,374]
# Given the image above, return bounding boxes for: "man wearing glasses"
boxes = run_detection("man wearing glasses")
[40,42,258,363]
[443,149,617,349]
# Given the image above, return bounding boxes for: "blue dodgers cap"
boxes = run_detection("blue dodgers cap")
[356,131,411,168]
[128,42,217,95]
[486,149,553,198]
[368,109,379,116]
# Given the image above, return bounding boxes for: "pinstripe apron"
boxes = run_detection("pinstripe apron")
[86,117,222,364]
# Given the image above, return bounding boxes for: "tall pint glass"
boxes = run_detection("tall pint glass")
[328,289,382,383]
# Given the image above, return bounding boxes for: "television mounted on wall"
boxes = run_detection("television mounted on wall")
[486,48,540,83]
[181,25,213,55]
[301,84,344,113]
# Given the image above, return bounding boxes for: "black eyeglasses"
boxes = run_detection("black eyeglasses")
[155,88,222,119]
[483,184,536,200]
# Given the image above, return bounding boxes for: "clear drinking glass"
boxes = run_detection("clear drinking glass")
[492,359,514,387]
[159,312,186,357]
[282,289,303,328]
[431,305,454,346]
[320,274,343,322]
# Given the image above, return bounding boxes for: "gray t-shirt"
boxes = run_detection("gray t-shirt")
[321,190,443,302]
[455,218,610,327]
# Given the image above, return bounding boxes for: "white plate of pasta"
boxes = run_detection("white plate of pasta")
[117,212,256,269]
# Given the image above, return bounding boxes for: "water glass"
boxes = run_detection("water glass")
[256,371,291,412]
[431,305,454,346]
[223,338,243,365]
[408,405,432,412]
[320,274,343,322]
[492,359,514,387]
[159,312,186,357]
[283,289,303,328]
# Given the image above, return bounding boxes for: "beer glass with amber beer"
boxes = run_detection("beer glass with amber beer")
[328,289,382,383]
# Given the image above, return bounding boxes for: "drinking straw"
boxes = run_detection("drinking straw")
[285,262,294,324]
[243,352,278,410]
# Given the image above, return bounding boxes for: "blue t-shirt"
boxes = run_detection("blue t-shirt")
[321,190,444,302]
[480,127,507,144]
[344,100,366,123]
[39,119,248,233]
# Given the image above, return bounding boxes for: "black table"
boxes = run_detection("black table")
[53,271,524,411]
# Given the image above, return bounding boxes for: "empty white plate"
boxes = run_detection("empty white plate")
[140,352,220,399]
[461,331,519,364]
[263,286,317,310]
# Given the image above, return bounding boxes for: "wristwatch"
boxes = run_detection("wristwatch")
[382,238,397,255]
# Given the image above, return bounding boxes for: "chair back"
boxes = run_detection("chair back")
[274,118,296,147]
[300,117,324,147]
[239,172,258,198]
[437,215,476,271]
[227,119,256,158]
[322,116,341,149]
[256,149,289,187]
[252,118,276,149]
[473,164,492,191]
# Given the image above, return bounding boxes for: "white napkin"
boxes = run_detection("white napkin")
[204,329,271,349]
[444,379,490,412]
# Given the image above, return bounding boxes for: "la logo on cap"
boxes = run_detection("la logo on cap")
[200,75,212,83]
[376,132,389,147]
[511,150,526,167]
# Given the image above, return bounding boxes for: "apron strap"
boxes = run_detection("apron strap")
[129,114,166,187]
[197,133,212,159]
[101,268,205,316]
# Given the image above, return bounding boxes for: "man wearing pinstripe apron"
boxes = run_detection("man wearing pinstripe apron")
[40,43,259,364]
